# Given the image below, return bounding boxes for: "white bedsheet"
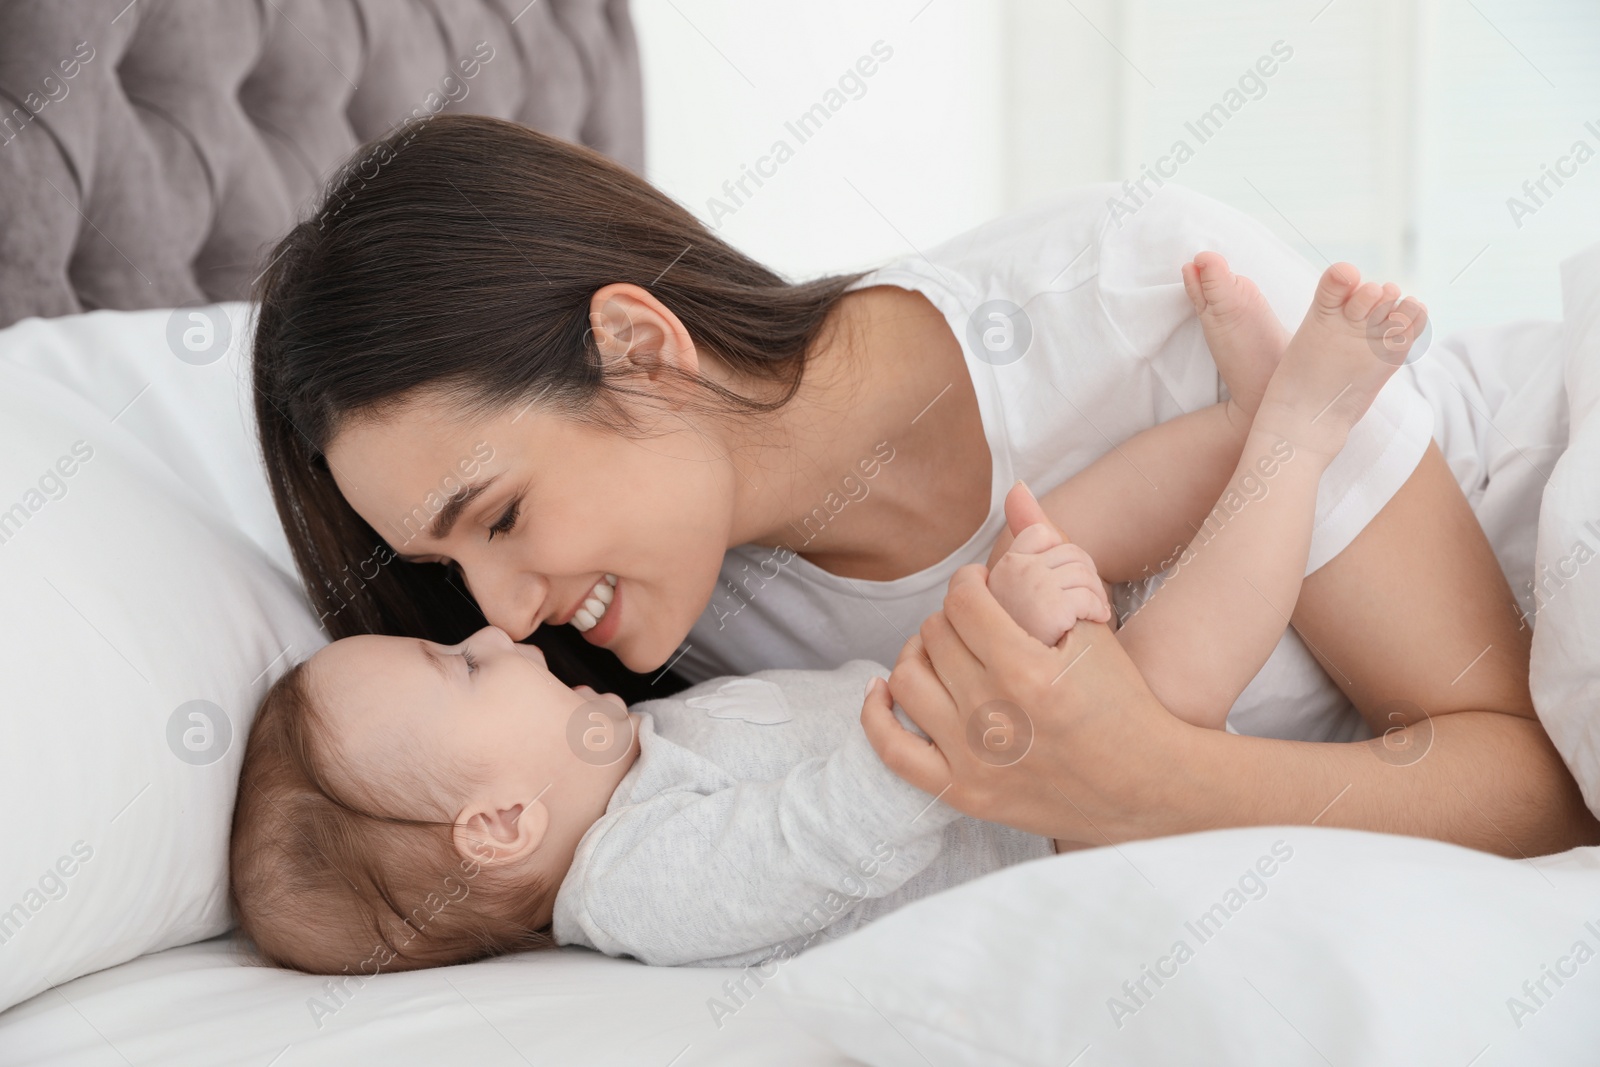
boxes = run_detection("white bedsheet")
[0,939,847,1066]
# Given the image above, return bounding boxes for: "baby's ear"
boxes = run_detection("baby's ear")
[454,798,549,868]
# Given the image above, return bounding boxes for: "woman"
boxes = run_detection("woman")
[252,114,1596,858]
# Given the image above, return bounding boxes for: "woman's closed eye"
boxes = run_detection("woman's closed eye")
[486,497,521,541]
[462,649,479,674]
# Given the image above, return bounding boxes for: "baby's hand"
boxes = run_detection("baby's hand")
[987,522,1112,646]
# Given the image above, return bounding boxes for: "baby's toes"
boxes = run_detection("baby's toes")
[1182,261,1206,314]
[1313,262,1361,313]
[1343,280,1391,326]
[1359,282,1403,329]
[1193,250,1232,282]
[1392,296,1428,338]
[1183,252,1237,311]
[1193,252,1239,307]
[1373,297,1429,365]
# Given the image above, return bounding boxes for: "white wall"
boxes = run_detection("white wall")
[636,0,1600,330]
[635,0,1006,280]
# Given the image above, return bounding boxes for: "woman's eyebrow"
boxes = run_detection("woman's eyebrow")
[428,475,501,540]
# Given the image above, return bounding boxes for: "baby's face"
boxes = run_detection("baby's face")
[306,625,639,882]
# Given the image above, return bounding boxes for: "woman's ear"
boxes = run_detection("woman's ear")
[452,795,550,869]
[588,283,701,381]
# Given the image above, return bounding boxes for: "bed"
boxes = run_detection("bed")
[4,3,1600,1065]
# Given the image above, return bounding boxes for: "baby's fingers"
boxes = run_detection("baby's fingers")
[1034,541,1100,573]
[1035,543,1106,590]
[1060,587,1113,626]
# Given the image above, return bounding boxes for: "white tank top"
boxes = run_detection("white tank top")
[675,184,1434,743]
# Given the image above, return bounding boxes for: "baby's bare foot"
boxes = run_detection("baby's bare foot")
[1255,262,1427,459]
[1182,251,1289,419]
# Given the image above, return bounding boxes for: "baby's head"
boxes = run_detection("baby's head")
[229,625,639,974]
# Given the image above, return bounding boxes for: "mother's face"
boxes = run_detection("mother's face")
[325,393,736,672]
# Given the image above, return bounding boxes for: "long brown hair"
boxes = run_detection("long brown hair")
[251,114,862,700]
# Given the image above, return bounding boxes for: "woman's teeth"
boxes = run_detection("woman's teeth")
[572,573,618,632]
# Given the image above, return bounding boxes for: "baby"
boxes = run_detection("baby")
[230,256,1426,973]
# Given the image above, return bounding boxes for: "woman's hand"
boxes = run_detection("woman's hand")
[866,486,1192,845]
[861,563,1200,844]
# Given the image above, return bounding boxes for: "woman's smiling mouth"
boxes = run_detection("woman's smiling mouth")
[571,573,618,632]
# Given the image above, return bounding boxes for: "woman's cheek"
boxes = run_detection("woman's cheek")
[624,585,695,672]
[616,630,667,673]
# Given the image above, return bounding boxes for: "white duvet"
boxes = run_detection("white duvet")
[775,827,1600,1066]
[1533,241,1600,816]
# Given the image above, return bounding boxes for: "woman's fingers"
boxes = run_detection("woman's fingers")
[950,562,990,589]
[860,675,950,795]
[888,632,963,736]
[916,607,993,714]
[1003,481,1054,539]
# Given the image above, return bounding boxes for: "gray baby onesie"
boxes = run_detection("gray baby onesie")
[551,659,1054,967]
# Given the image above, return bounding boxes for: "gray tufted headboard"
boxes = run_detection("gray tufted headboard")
[0,0,644,330]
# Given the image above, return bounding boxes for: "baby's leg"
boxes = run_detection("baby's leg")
[1116,262,1426,728]
[1183,250,1290,423]
[994,254,1289,584]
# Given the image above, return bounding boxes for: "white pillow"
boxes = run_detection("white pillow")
[1533,241,1600,814]
[0,305,325,1012]
[773,826,1600,1064]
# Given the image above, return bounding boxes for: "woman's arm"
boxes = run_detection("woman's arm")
[865,444,1600,856]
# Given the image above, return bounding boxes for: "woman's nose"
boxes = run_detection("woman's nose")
[461,562,546,641]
